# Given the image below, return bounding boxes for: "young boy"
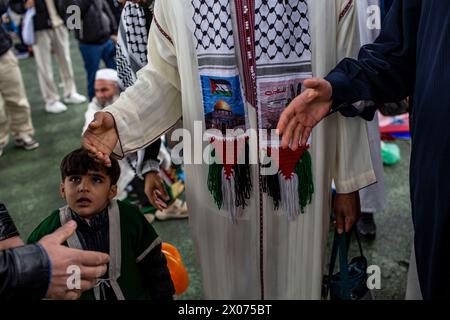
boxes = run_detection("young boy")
[28,147,175,300]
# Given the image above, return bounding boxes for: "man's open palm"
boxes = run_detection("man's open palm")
[82,112,118,167]
[277,78,333,149]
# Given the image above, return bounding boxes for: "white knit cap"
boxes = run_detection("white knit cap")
[95,68,118,82]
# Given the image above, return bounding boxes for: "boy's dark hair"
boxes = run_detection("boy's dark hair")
[60,148,121,185]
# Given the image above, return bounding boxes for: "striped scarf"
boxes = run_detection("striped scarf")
[116,1,154,90]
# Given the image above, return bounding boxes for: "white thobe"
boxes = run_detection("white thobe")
[357,0,387,213]
[104,0,375,299]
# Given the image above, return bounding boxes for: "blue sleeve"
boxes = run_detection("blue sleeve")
[325,0,421,117]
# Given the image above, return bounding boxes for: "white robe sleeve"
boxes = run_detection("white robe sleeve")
[332,0,376,193]
[82,101,102,135]
[103,1,182,157]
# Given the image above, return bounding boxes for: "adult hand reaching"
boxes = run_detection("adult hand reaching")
[39,221,110,300]
[276,78,333,150]
[82,112,118,167]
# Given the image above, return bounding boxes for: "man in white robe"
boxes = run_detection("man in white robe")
[83,0,375,299]
[356,0,387,238]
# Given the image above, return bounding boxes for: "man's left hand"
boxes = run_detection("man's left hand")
[333,191,361,234]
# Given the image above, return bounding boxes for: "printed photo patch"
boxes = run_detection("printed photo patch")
[201,75,246,133]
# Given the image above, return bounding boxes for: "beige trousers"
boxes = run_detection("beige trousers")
[33,25,77,104]
[0,50,35,146]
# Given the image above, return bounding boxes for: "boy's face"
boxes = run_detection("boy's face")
[60,170,117,219]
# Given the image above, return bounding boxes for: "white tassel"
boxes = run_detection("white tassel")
[221,167,240,223]
[278,172,300,220]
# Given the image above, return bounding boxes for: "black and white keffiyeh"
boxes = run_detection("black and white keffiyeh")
[192,0,314,220]
[116,1,160,179]
[116,1,154,90]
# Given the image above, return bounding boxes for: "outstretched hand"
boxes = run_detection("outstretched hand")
[276,78,333,150]
[82,112,118,167]
[39,221,110,300]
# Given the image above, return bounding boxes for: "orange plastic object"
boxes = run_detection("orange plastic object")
[163,250,189,295]
[162,242,182,262]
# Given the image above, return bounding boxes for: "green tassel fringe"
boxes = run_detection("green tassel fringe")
[207,149,223,209]
[209,148,313,214]
[295,149,314,213]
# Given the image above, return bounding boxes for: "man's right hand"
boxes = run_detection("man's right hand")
[82,112,118,167]
[39,221,110,300]
[277,78,333,149]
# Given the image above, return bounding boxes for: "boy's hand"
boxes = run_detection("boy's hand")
[82,112,118,167]
[333,191,361,234]
[39,221,110,300]
[145,172,170,211]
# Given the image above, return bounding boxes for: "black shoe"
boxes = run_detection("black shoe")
[357,212,376,240]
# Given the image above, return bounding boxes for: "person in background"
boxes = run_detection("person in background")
[61,0,118,101]
[10,0,87,114]
[116,0,187,221]
[355,0,390,240]
[0,0,39,157]
[107,0,123,28]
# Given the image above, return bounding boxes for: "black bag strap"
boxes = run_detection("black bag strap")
[327,227,365,300]
[353,227,364,258]
[328,230,350,299]
[328,229,340,279]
